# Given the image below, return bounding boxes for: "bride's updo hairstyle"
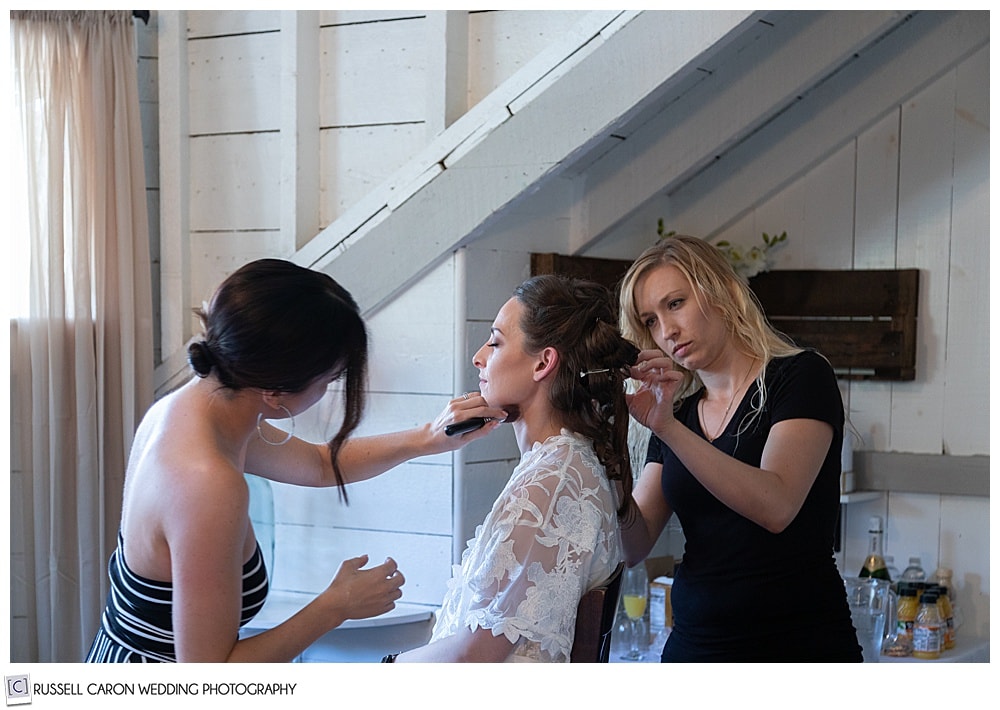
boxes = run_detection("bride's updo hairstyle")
[513,274,640,519]
[188,259,369,496]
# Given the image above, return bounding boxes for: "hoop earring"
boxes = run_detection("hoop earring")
[256,405,294,446]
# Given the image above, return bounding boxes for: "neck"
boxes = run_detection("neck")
[186,376,263,452]
[700,354,759,401]
[509,399,565,455]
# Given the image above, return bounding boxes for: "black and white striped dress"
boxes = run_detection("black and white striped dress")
[85,532,269,662]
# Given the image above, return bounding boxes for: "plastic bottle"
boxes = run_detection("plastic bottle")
[930,567,962,637]
[911,591,942,659]
[929,584,955,650]
[901,556,926,583]
[858,516,890,580]
[930,568,954,601]
[884,555,901,584]
[889,583,919,655]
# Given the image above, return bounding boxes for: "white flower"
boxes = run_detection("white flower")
[656,225,789,282]
[714,232,787,281]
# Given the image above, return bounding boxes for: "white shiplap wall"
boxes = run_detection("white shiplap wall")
[136,10,988,644]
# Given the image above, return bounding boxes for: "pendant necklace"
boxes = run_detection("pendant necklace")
[700,359,756,441]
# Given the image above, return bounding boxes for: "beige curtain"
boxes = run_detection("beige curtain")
[10,10,154,662]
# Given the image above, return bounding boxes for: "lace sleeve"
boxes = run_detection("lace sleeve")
[462,437,618,661]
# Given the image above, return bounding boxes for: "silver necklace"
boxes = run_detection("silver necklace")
[700,360,756,441]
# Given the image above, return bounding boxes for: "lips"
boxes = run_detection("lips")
[672,342,690,359]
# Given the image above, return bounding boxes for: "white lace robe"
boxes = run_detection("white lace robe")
[430,429,624,662]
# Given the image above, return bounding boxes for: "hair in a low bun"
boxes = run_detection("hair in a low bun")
[187,340,215,378]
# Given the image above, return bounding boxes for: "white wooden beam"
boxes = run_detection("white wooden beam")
[664,10,989,235]
[280,11,320,252]
[575,10,910,254]
[292,9,629,271]
[155,10,191,392]
[297,10,759,316]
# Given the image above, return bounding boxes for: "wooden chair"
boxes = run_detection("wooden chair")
[570,561,625,663]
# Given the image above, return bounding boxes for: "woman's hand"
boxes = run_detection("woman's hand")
[321,555,405,622]
[427,392,507,452]
[626,349,683,434]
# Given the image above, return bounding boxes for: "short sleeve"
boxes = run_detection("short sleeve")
[767,350,843,432]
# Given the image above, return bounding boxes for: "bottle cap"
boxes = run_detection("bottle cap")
[868,515,883,532]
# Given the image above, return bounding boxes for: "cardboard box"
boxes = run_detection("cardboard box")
[644,555,674,580]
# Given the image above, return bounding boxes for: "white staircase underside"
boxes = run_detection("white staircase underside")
[292,10,916,316]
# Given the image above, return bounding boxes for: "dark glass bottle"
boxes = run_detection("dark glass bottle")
[859,515,891,580]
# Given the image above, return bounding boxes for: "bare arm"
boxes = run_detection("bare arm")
[652,415,831,533]
[167,463,404,662]
[225,555,404,663]
[244,394,507,487]
[394,626,514,663]
[621,461,673,567]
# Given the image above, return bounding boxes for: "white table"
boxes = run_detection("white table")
[880,636,989,663]
[241,592,436,662]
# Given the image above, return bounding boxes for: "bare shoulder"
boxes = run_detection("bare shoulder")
[122,409,249,573]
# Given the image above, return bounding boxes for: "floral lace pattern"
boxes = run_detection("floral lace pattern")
[430,429,623,662]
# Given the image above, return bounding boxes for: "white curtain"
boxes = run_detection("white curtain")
[10,10,154,662]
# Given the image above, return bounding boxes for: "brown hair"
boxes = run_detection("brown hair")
[514,274,640,519]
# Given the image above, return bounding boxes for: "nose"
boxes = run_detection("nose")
[657,315,678,344]
[472,342,488,369]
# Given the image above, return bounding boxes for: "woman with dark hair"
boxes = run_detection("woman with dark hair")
[618,235,861,662]
[86,259,504,663]
[389,274,639,662]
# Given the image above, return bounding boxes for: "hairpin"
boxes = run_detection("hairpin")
[579,368,611,378]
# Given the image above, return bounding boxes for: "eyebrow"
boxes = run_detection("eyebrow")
[638,290,684,321]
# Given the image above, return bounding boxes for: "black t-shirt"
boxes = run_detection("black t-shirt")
[646,350,862,661]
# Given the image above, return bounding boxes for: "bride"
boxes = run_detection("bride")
[389,274,638,663]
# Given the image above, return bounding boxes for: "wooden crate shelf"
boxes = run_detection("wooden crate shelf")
[749,269,919,381]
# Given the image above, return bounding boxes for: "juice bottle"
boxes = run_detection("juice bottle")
[930,585,955,650]
[892,584,919,655]
[911,591,942,659]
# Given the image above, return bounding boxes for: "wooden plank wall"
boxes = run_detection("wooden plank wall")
[140,11,988,636]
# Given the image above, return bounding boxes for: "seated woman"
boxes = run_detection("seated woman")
[390,274,639,663]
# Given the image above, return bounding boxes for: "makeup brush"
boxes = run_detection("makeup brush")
[445,405,520,436]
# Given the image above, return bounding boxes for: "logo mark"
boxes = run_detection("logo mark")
[5,675,31,706]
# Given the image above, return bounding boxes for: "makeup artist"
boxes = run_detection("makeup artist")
[86,259,504,663]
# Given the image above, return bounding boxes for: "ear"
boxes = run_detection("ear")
[532,346,560,383]
[259,390,285,414]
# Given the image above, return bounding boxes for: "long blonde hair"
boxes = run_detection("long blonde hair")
[619,235,801,416]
